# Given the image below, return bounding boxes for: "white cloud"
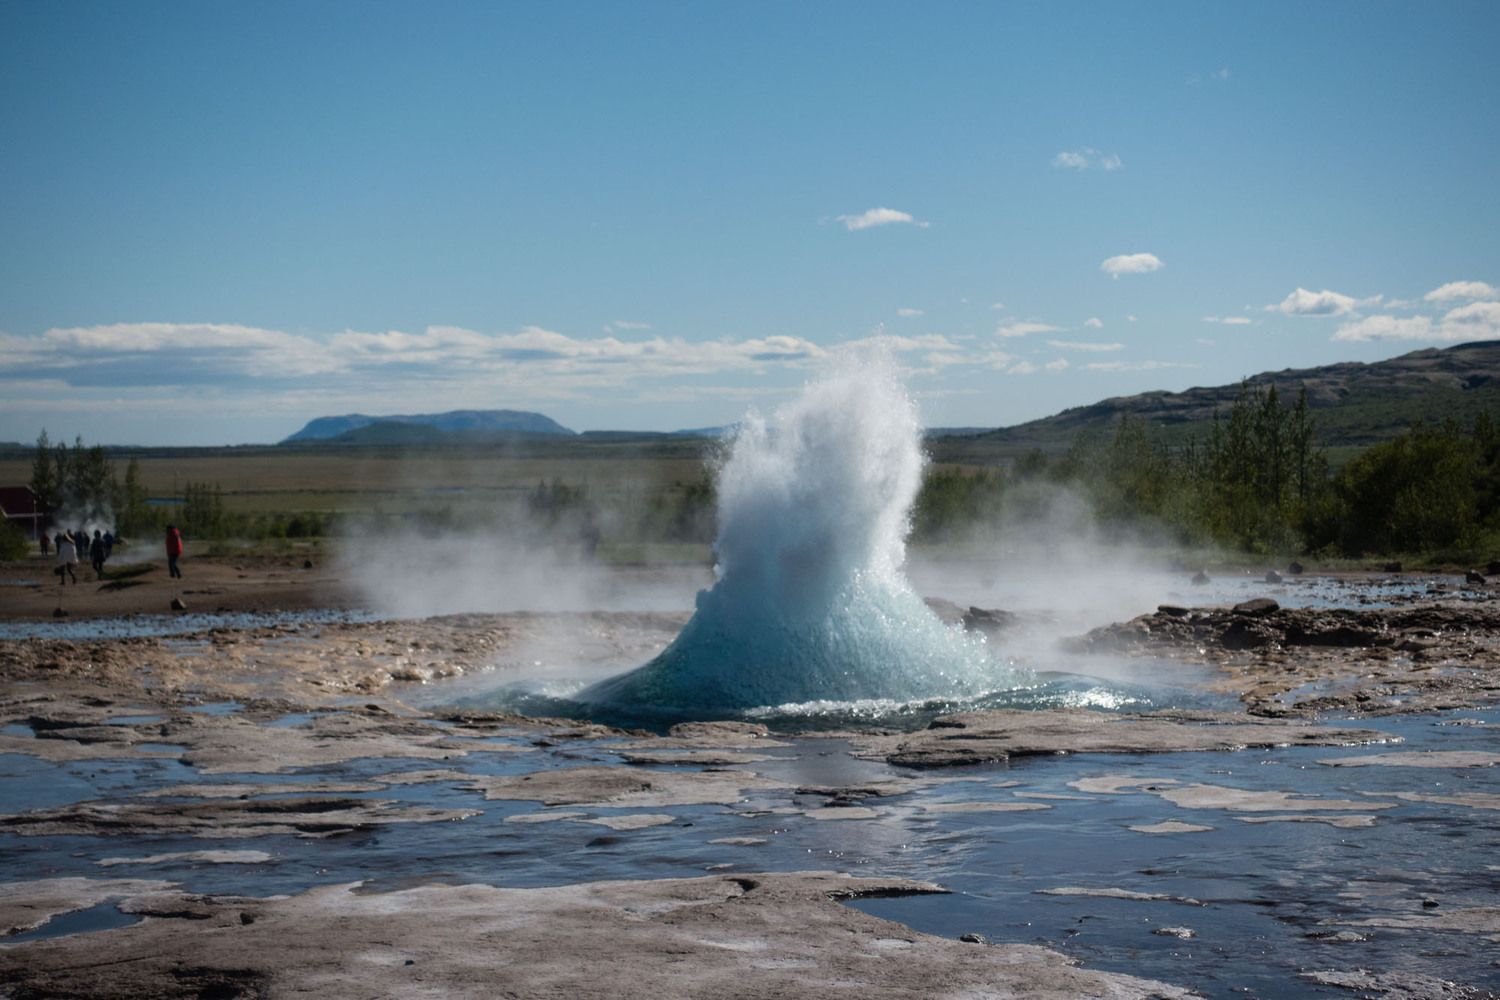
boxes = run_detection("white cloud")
[1100,253,1163,278]
[1425,281,1499,302]
[897,308,923,317]
[1330,316,1434,342]
[1083,317,1103,328]
[1044,358,1070,371]
[1333,301,1500,343]
[611,320,652,330]
[1203,316,1253,325]
[834,207,929,231]
[1052,148,1123,171]
[1046,340,1125,352]
[1006,361,1039,375]
[990,302,1006,310]
[995,320,1063,339]
[1127,315,1138,323]
[1274,287,1385,316]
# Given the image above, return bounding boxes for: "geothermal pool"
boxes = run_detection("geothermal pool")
[2,708,1496,997]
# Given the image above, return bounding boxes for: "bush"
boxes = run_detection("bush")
[0,520,31,561]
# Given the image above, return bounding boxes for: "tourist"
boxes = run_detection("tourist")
[56,531,77,585]
[165,524,183,579]
[90,529,107,579]
[38,532,49,556]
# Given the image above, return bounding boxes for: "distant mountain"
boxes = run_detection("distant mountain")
[930,340,1500,463]
[282,409,575,443]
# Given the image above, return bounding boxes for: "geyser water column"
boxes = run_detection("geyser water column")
[578,351,1003,717]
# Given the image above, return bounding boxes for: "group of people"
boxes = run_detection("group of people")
[51,528,113,584]
[47,524,184,584]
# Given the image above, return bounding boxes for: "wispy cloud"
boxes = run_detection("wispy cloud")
[1203,315,1253,325]
[1046,340,1125,352]
[610,320,652,330]
[834,207,929,231]
[1101,253,1163,278]
[1332,301,1500,343]
[1275,287,1381,316]
[1044,358,1070,371]
[1005,361,1039,375]
[1052,148,1123,171]
[995,320,1063,339]
[1425,281,1499,302]
[897,308,923,317]
[1082,360,1197,372]
[1083,317,1103,328]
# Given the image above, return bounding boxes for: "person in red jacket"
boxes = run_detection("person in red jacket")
[165,524,184,579]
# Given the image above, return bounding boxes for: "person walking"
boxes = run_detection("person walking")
[56,531,78,585]
[165,524,183,579]
[90,529,107,579]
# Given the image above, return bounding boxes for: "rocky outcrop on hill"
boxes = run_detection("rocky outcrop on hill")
[950,339,1500,451]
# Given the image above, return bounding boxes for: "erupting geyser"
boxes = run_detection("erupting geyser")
[578,351,1007,718]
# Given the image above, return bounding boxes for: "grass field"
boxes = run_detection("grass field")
[0,441,717,517]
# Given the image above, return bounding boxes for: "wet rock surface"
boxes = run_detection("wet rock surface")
[853,707,1397,768]
[2,587,1500,996]
[0,872,1198,1000]
[1063,600,1500,716]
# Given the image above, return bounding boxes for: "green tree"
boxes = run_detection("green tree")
[29,430,57,512]
[1332,421,1477,554]
[118,456,150,537]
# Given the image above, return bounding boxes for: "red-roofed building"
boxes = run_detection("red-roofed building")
[0,486,46,540]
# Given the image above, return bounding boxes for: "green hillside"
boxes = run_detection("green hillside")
[929,341,1500,467]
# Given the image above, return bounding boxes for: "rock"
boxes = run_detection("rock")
[961,607,1016,635]
[1488,560,1500,576]
[1287,561,1304,574]
[1153,926,1196,939]
[303,559,314,569]
[1233,598,1280,616]
[958,933,987,944]
[1384,561,1403,573]
[1191,570,1210,585]
[857,709,1392,769]
[1265,571,1283,584]
[51,607,68,618]
[0,873,1202,1000]
[921,597,966,625]
[170,598,187,611]
[1156,604,1191,617]
[1465,570,1486,584]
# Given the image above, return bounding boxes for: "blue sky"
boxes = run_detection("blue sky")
[2,1,1497,446]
